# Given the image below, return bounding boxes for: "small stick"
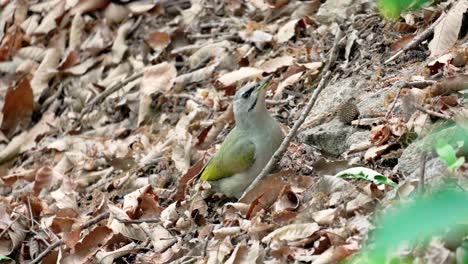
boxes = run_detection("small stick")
[412,103,452,120]
[419,151,427,194]
[29,212,110,264]
[241,28,343,198]
[384,12,445,64]
[80,72,143,117]
[115,218,160,224]
[385,81,405,119]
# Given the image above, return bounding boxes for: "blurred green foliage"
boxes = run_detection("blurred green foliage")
[435,139,465,169]
[378,0,431,18]
[349,188,468,263]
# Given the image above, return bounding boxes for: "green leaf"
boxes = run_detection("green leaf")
[352,188,468,263]
[377,0,431,19]
[335,167,397,187]
[0,256,12,261]
[435,139,464,169]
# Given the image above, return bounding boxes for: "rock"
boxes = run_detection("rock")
[398,125,468,175]
[299,119,361,156]
[357,87,394,118]
[316,0,364,24]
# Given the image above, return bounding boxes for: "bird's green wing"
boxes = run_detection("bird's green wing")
[200,129,255,181]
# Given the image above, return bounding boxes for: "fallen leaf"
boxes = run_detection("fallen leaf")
[260,56,294,73]
[145,31,171,51]
[429,1,468,56]
[276,19,299,43]
[173,158,205,201]
[139,62,177,125]
[1,77,33,138]
[262,223,320,243]
[217,67,264,87]
[61,226,113,263]
[274,71,303,99]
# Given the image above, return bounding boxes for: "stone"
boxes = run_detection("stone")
[298,119,361,156]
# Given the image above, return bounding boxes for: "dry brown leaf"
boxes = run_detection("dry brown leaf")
[0,110,56,164]
[33,1,65,35]
[213,226,242,240]
[0,25,24,61]
[63,56,100,75]
[260,56,294,73]
[139,62,177,125]
[388,117,407,136]
[149,225,176,253]
[312,243,358,264]
[16,46,46,62]
[225,240,262,264]
[429,1,468,56]
[30,48,60,99]
[104,3,130,24]
[126,0,158,13]
[145,31,171,51]
[369,124,391,146]
[50,189,79,211]
[69,13,84,51]
[276,19,299,43]
[71,0,110,15]
[262,223,320,243]
[391,33,416,54]
[123,185,153,218]
[112,19,134,64]
[108,204,148,241]
[207,237,234,264]
[174,158,205,201]
[239,30,273,49]
[61,226,113,264]
[33,167,63,196]
[0,77,33,138]
[274,71,303,99]
[217,67,264,87]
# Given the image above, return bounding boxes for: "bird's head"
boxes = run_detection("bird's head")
[233,75,272,123]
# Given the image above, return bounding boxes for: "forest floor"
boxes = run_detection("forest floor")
[0,0,467,263]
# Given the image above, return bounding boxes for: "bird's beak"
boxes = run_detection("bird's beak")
[256,75,273,92]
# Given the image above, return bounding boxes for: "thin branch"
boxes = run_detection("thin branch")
[80,72,143,117]
[385,81,405,119]
[384,12,445,64]
[241,29,343,198]
[115,218,160,224]
[412,103,453,120]
[29,239,62,264]
[29,212,110,264]
[419,151,427,194]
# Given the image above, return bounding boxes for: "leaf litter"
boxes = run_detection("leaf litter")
[0,0,467,263]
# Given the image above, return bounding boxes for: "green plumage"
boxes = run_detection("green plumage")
[200,128,256,181]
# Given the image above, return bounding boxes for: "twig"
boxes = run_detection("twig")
[384,12,445,64]
[115,218,160,224]
[0,216,19,238]
[241,29,343,198]
[385,81,405,119]
[419,151,427,194]
[29,212,110,264]
[80,72,143,117]
[412,103,452,120]
[29,239,62,264]
[202,225,215,257]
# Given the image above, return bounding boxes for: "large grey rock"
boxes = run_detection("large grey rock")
[357,87,394,118]
[398,125,468,175]
[309,76,367,118]
[298,119,361,156]
[316,0,364,24]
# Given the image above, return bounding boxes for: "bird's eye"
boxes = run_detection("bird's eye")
[241,86,255,99]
